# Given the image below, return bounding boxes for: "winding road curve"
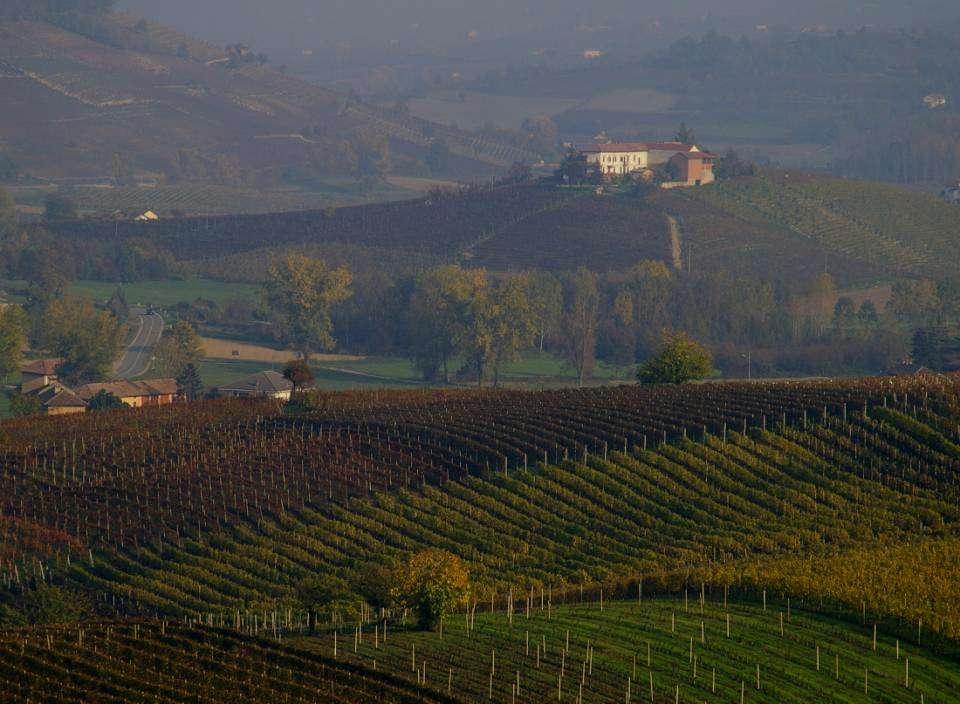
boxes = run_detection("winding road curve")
[112,312,165,379]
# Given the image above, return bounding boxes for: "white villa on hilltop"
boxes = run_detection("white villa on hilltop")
[580,141,716,186]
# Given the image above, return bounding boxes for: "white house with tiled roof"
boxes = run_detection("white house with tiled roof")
[579,141,715,185]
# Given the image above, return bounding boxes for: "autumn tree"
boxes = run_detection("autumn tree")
[558,268,599,387]
[296,574,354,634]
[0,186,15,237]
[87,390,125,411]
[889,279,942,326]
[527,271,563,353]
[154,321,203,376]
[488,273,538,386]
[37,297,124,384]
[262,254,352,359]
[407,265,474,382]
[282,358,315,392]
[0,305,27,383]
[43,193,78,221]
[807,272,838,338]
[175,363,203,400]
[391,549,471,630]
[9,393,41,418]
[676,122,697,144]
[637,331,713,384]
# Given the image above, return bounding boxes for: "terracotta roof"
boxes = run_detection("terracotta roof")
[32,383,87,408]
[21,359,63,376]
[75,379,178,401]
[139,378,180,396]
[20,377,52,395]
[646,142,699,152]
[580,142,652,154]
[672,150,717,160]
[581,141,700,154]
[218,370,293,395]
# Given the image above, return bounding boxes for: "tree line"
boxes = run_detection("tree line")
[248,253,948,385]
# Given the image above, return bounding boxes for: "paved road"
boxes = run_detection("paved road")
[113,312,164,379]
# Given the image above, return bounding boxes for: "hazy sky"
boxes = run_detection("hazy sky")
[118,0,960,49]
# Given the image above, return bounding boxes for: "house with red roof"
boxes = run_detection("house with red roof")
[20,359,63,387]
[19,381,88,416]
[579,141,716,185]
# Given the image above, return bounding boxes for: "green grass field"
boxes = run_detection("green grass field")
[196,358,427,391]
[310,598,958,703]
[195,352,634,392]
[71,279,260,307]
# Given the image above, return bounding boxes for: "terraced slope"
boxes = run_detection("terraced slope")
[53,403,960,626]
[0,619,457,704]
[313,598,960,703]
[3,376,955,565]
[465,196,671,272]
[681,173,960,280]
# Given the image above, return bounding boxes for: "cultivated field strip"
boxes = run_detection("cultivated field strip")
[56,405,960,626]
[315,599,960,703]
[688,174,960,279]
[0,619,457,704]
[1,377,957,564]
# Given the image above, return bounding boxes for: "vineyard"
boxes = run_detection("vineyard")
[2,376,958,562]
[0,619,454,703]
[683,172,960,280]
[313,596,960,703]
[1,376,960,699]
[652,189,883,286]
[0,376,958,639]
[41,184,578,265]
[465,197,671,273]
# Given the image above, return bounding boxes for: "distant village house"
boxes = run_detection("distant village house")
[923,93,947,109]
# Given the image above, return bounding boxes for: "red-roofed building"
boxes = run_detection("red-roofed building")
[75,379,180,408]
[579,141,714,185]
[668,150,717,186]
[20,359,63,387]
[21,381,88,416]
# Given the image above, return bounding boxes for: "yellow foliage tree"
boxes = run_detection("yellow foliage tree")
[391,549,471,630]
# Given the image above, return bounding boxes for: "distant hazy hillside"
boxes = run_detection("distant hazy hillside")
[0,11,537,188]
[37,173,959,287]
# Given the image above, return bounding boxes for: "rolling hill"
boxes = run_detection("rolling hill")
[3,374,959,625]
[0,619,457,704]
[315,595,960,703]
[36,170,960,286]
[3,375,960,701]
[0,11,538,190]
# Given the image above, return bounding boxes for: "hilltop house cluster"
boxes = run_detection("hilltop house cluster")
[17,360,295,416]
[579,141,716,187]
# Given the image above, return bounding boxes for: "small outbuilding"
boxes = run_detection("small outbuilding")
[215,370,294,400]
[26,383,88,416]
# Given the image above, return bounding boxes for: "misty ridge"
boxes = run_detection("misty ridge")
[118,0,960,47]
